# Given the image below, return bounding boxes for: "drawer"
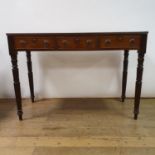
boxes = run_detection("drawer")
[13,34,141,50]
[56,36,97,50]
[14,37,55,50]
[99,35,141,49]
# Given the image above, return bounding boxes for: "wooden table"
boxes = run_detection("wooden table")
[7,32,148,120]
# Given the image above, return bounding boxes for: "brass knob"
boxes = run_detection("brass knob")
[86,39,92,47]
[19,40,27,46]
[74,38,80,47]
[118,36,124,41]
[129,38,135,45]
[43,40,49,48]
[104,39,111,46]
[32,38,37,44]
[75,38,80,42]
[62,40,69,47]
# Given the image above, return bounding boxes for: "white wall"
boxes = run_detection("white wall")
[0,0,155,98]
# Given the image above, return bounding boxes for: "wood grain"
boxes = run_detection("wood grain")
[0,98,155,155]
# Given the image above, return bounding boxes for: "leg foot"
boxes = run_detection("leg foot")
[31,98,35,103]
[134,113,138,120]
[18,111,23,121]
[121,98,125,102]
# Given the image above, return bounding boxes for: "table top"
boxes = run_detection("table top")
[7,31,148,36]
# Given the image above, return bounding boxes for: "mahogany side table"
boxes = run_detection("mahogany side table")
[7,32,148,120]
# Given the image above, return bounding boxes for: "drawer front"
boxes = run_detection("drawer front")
[56,36,97,50]
[14,37,55,50]
[13,34,142,50]
[99,35,141,49]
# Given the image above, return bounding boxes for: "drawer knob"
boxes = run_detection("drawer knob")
[75,38,80,42]
[86,39,92,47]
[105,39,111,46]
[129,38,135,46]
[32,38,37,44]
[118,36,124,41]
[75,38,80,45]
[62,40,69,48]
[19,40,27,46]
[43,40,49,48]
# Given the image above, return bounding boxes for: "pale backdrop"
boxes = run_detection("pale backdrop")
[0,0,155,98]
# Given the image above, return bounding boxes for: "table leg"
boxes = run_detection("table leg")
[134,52,145,120]
[10,53,23,120]
[121,50,129,102]
[26,51,35,102]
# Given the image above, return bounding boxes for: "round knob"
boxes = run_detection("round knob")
[118,36,124,41]
[19,40,27,46]
[129,38,135,45]
[75,38,80,42]
[32,38,37,44]
[62,40,69,47]
[43,40,49,48]
[86,39,92,47]
[75,38,80,46]
[104,39,111,46]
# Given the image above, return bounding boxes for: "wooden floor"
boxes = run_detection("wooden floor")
[0,98,155,155]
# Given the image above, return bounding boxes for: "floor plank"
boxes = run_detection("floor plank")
[0,98,155,154]
[33,147,155,155]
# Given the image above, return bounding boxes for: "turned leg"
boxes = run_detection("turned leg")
[121,50,129,102]
[26,51,35,102]
[134,52,145,120]
[10,53,23,120]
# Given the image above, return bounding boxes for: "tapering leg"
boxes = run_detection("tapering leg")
[26,51,35,102]
[121,50,129,102]
[10,53,23,120]
[134,52,145,120]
